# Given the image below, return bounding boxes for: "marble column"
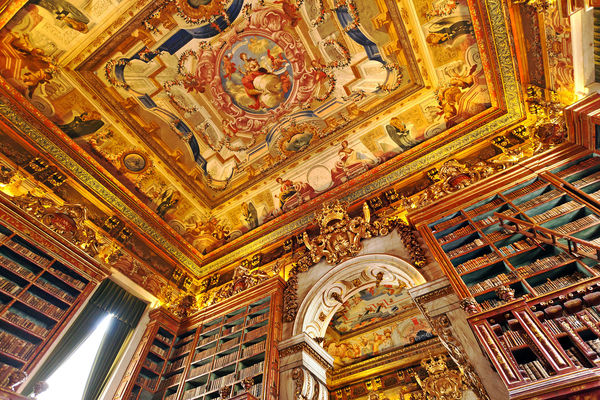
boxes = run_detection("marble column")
[409,277,509,400]
[278,333,333,400]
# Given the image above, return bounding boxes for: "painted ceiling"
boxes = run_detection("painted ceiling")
[329,284,410,335]
[0,0,570,279]
[324,285,433,366]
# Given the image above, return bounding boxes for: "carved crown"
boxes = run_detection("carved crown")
[421,354,448,375]
[315,200,349,231]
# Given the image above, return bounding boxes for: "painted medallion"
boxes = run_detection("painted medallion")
[219,35,293,113]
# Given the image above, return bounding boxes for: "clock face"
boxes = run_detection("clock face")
[307,165,332,192]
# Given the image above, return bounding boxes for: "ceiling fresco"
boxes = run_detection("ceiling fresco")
[329,284,411,335]
[0,0,496,257]
[324,287,434,367]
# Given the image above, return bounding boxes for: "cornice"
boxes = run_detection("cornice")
[327,338,446,388]
[279,332,335,371]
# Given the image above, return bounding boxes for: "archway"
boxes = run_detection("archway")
[293,253,426,339]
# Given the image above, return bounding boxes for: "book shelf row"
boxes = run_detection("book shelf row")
[169,324,268,366]
[123,291,277,400]
[177,360,264,400]
[162,337,267,385]
[470,279,600,391]
[0,220,93,388]
[0,330,37,360]
[3,240,51,268]
[426,155,600,310]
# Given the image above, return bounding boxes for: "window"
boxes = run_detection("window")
[37,314,113,400]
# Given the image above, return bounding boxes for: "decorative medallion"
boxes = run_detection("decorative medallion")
[175,0,228,24]
[120,151,149,174]
[219,34,294,114]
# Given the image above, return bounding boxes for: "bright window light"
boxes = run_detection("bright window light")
[37,314,113,400]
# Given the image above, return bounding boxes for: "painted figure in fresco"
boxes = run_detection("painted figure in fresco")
[341,141,375,167]
[267,48,287,70]
[275,177,316,211]
[425,17,473,45]
[156,189,179,218]
[58,111,104,138]
[274,0,300,27]
[222,53,237,80]
[406,317,434,344]
[7,33,56,97]
[426,0,459,19]
[330,141,375,187]
[240,53,270,110]
[30,0,90,33]
[436,64,478,122]
[186,0,213,7]
[385,118,421,152]
[239,52,290,110]
[284,131,313,153]
[311,60,329,83]
[241,202,259,230]
[275,177,297,209]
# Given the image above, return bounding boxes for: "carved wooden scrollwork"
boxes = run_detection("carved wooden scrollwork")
[397,222,427,268]
[291,367,326,400]
[284,264,299,322]
[428,315,491,400]
[11,193,102,256]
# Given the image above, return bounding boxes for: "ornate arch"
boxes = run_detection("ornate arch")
[292,253,426,338]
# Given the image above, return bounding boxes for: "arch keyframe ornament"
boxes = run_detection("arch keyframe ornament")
[292,253,426,338]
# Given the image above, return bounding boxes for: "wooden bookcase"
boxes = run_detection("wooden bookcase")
[423,154,600,312]
[116,277,284,400]
[0,220,97,387]
[412,151,600,397]
[468,280,600,397]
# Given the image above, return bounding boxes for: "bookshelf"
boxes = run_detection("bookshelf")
[116,277,284,400]
[412,152,600,396]
[469,280,600,395]
[424,174,600,312]
[0,221,96,388]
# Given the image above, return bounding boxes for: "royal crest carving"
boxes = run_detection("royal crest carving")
[415,355,465,400]
[11,193,102,256]
[428,315,491,400]
[302,201,373,265]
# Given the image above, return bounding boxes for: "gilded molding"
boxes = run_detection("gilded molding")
[328,339,445,385]
[280,343,333,372]
[11,193,102,257]
[0,98,203,275]
[413,285,455,304]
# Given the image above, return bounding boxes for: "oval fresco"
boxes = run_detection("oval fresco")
[219,35,293,114]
